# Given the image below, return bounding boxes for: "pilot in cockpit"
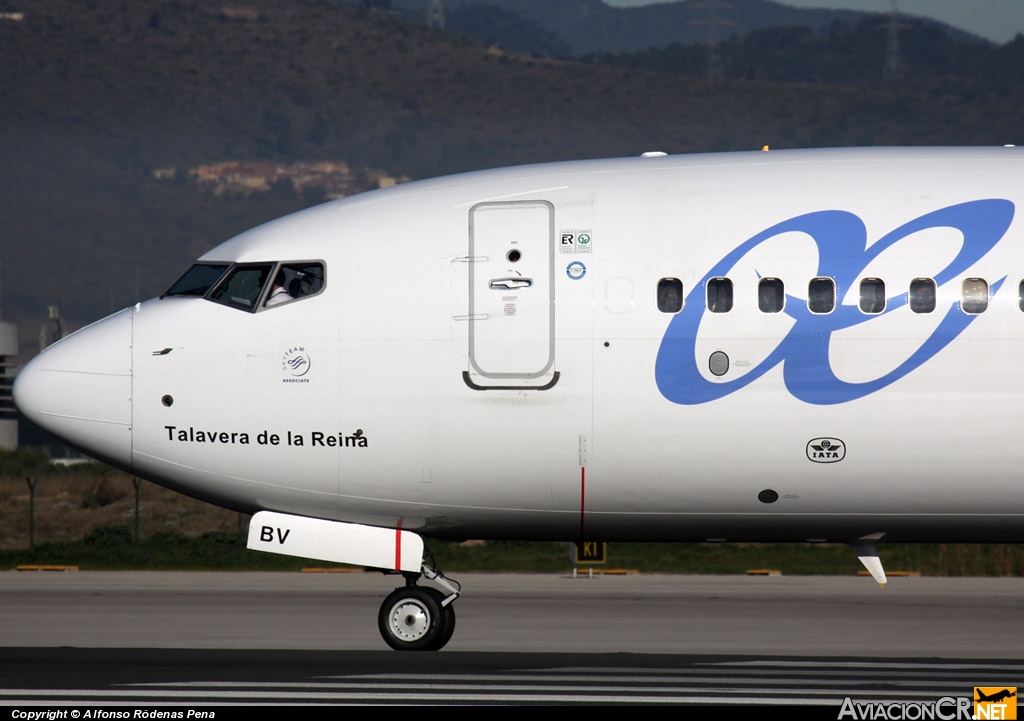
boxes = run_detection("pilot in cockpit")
[265,269,291,307]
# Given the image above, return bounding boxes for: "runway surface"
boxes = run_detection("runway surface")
[2,572,1022,705]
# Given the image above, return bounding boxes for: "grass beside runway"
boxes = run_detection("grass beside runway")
[2,452,1022,575]
[1,528,1023,576]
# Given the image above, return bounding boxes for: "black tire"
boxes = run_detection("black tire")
[424,587,456,651]
[378,587,446,651]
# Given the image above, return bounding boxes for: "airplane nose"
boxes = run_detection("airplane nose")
[13,308,132,469]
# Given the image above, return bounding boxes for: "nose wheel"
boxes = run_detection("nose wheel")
[377,564,459,651]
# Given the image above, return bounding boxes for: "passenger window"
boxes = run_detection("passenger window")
[263,262,326,308]
[657,278,683,314]
[909,278,936,314]
[859,278,885,314]
[209,264,274,311]
[1019,280,1024,312]
[758,278,784,313]
[961,277,988,314]
[706,277,733,313]
[162,264,230,298]
[807,277,835,314]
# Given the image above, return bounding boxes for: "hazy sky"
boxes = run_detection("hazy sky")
[603,1,1024,44]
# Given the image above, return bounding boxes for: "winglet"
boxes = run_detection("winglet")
[850,539,887,587]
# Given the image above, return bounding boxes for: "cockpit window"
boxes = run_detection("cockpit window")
[263,262,326,309]
[162,264,230,298]
[164,260,326,312]
[209,264,275,311]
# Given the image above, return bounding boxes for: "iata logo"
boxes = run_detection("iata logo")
[656,200,1015,406]
[807,437,845,463]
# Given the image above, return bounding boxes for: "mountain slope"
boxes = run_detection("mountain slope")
[0,0,1019,340]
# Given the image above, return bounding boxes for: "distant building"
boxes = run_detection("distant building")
[181,159,400,200]
[0,320,17,450]
[39,304,65,352]
[220,6,260,21]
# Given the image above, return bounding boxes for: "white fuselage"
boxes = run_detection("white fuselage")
[15,147,1024,543]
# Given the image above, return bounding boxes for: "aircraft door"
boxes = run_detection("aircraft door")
[466,201,557,389]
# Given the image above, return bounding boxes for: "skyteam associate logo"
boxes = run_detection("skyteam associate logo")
[282,346,311,382]
[656,200,1015,406]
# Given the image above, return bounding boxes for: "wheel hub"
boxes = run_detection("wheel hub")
[388,600,430,641]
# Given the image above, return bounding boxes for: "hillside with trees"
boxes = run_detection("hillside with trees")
[0,0,1021,343]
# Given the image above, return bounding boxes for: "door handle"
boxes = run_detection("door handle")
[488,278,533,290]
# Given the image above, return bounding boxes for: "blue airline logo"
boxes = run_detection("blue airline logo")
[655,200,1015,405]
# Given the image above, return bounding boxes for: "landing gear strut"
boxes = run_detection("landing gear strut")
[378,563,460,651]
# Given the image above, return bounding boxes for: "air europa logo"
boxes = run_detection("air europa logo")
[656,200,1015,406]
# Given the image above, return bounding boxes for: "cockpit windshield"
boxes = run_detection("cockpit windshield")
[265,263,325,307]
[209,264,275,310]
[162,264,230,298]
[162,261,326,312]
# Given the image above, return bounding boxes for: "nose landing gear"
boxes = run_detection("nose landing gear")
[378,563,460,651]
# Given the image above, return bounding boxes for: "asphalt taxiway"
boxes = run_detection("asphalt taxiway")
[3,573,1023,705]
[2,571,1022,656]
